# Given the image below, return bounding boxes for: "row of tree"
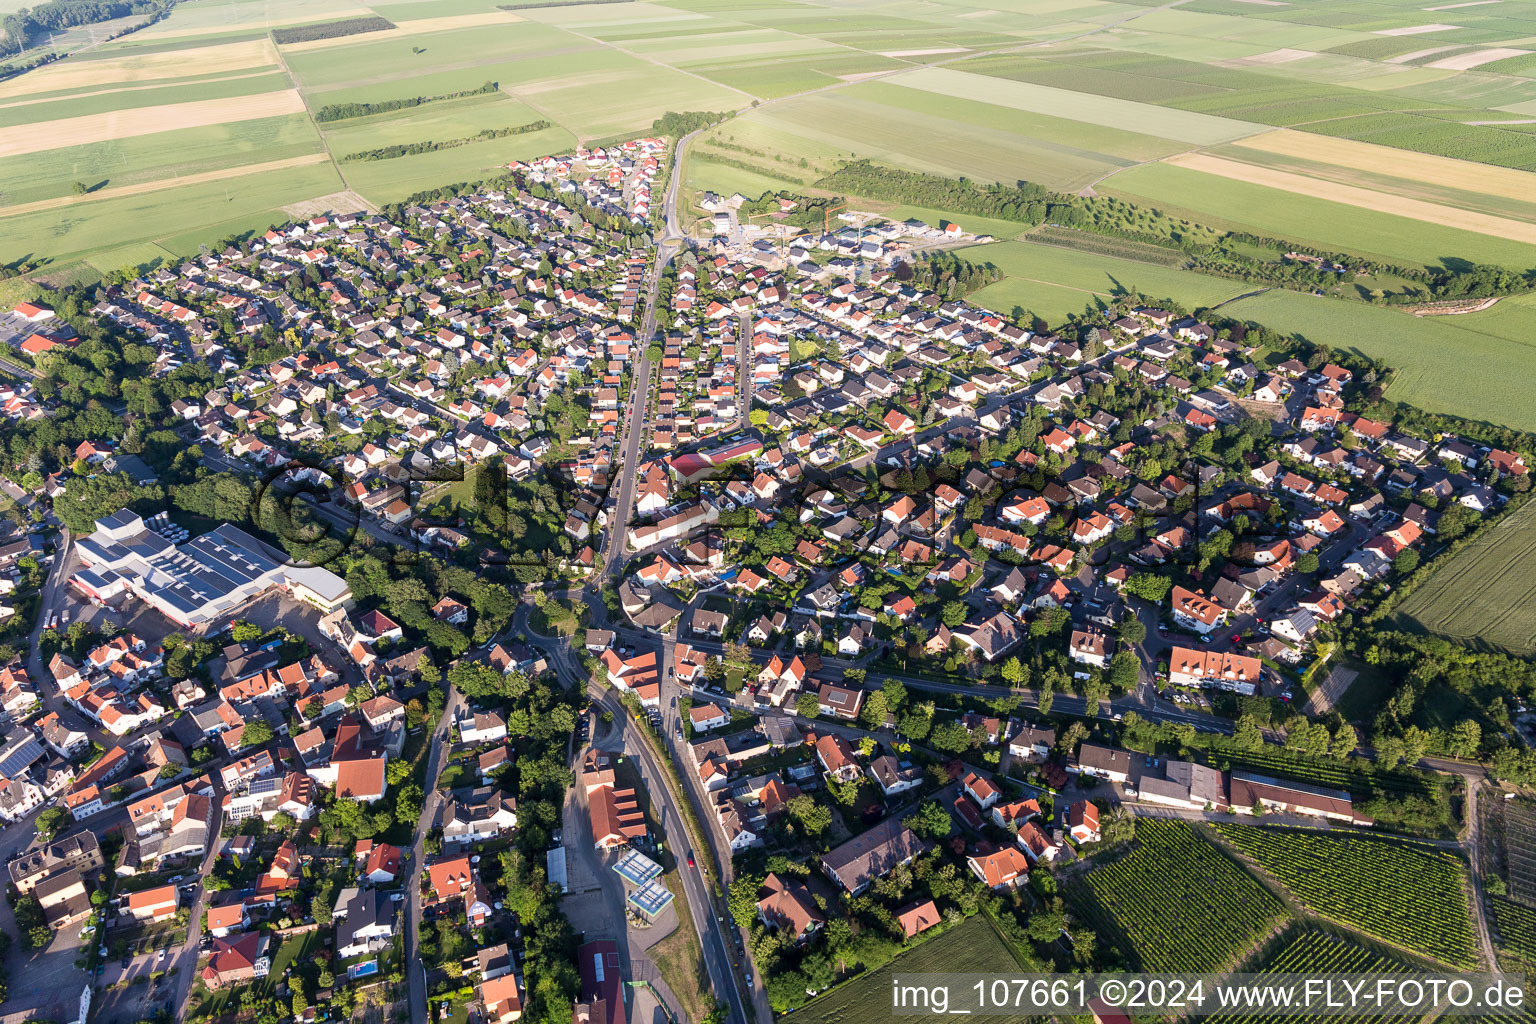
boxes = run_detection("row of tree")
[341,120,552,162]
[315,80,500,122]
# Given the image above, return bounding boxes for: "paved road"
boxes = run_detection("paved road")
[405,685,462,1024]
[170,800,225,1024]
[585,685,749,1024]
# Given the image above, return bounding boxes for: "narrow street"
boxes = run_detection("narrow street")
[405,685,462,1024]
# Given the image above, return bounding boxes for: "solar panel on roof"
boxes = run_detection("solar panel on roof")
[626,879,673,917]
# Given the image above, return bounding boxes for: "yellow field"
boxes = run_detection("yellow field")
[0,154,330,216]
[2,90,306,155]
[275,12,524,52]
[1231,128,1536,204]
[0,37,276,99]
[1162,152,1536,245]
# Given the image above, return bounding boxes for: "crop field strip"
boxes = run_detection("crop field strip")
[1213,824,1481,969]
[1491,897,1536,971]
[1504,802,1536,905]
[1066,819,1287,973]
[1392,499,1536,654]
[1205,929,1423,1024]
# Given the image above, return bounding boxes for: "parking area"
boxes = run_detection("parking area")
[94,947,180,1024]
[0,929,87,1024]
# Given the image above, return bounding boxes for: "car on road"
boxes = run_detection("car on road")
[1198,634,1212,644]
[686,851,695,869]
[1229,633,1242,644]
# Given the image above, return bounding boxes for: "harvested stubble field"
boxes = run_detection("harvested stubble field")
[1392,498,1536,655]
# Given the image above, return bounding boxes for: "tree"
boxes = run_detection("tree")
[1057,721,1088,755]
[796,693,821,719]
[929,720,971,753]
[1233,713,1264,752]
[1447,720,1481,759]
[240,719,274,748]
[1117,617,1146,645]
[1295,552,1320,575]
[786,794,831,840]
[1108,652,1140,691]
[1000,657,1026,686]
[1122,573,1173,603]
[1037,678,1053,716]
[34,806,66,839]
[728,876,762,928]
[1393,548,1420,576]
[1100,804,1136,844]
[1328,723,1358,760]
[882,677,907,711]
[941,601,967,628]
[899,702,933,740]
[859,690,889,730]
[903,801,953,839]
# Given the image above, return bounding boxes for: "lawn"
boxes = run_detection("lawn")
[1391,498,1536,656]
[790,915,1023,1024]
[959,240,1245,321]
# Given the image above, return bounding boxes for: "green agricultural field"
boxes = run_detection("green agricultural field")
[885,65,1263,146]
[1068,819,1287,973]
[320,92,543,153]
[790,915,1025,1024]
[1214,290,1536,431]
[1102,161,1536,270]
[82,240,180,275]
[699,85,1153,193]
[0,114,324,206]
[281,22,578,91]
[1391,498,1536,656]
[342,122,577,203]
[960,240,1244,320]
[0,160,344,267]
[1214,824,1480,969]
